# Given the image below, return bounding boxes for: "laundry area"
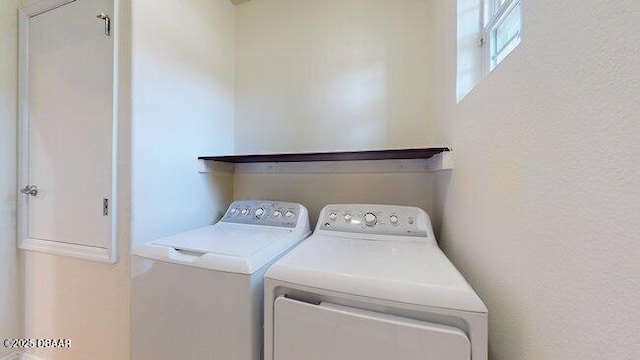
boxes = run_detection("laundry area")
[0,1,639,360]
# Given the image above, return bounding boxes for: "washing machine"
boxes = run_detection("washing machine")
[131,200,310,360]
[264,204,488,360]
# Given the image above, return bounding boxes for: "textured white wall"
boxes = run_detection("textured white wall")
[432,1,640,359]
[130,0,235,248]
[234,0,434,153]
[0,1,21,358]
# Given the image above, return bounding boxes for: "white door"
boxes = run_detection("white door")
[19,0,116,262]
[274,297,471,360]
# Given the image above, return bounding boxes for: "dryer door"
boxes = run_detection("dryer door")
[274,296,470,360]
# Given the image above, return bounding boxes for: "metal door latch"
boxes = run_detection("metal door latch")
[20,185,38,196]
[97,12,111,36]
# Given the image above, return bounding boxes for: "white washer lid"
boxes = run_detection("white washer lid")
[152,223,292,257]
[266,234,487,313]
[132,223,307,274]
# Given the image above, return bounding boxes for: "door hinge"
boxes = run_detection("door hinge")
[103,198,109,216]
[97,12,111,36]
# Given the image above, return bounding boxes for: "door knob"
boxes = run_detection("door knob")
[20,185,38,196]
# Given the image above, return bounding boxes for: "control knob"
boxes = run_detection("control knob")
[254,208,265,217]
[285,211,295,219]
[329,212,337,221]
[272,210,282,218]
[363,213,377,227]
[389,215,399,224]
[241,208,249,216]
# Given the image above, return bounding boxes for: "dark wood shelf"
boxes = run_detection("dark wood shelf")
[199,147,450,164]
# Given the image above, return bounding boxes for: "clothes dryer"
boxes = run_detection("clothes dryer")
[264,204,487,360]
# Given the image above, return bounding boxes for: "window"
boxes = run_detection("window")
[482,0,522,73]
[456,0,522,101]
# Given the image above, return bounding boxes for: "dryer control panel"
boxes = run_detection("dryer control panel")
[317,204,430,238]
[221,200,302,228]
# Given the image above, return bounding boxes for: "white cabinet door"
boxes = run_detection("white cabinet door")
[18,0,116,262]
[274,297,470,360]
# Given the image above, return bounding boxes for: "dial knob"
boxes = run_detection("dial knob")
[363,213,377,226]
[285,211,295,219]
[389,215,399,224]
[254,208,265,217]
[273,210,282,218]
[241,208,249,216]
[329,212,337,221]
[344,213,352,221]
[230,208,239,215]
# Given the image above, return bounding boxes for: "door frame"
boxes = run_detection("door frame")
[17,0,119,263]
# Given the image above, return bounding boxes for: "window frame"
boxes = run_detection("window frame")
[480,0,522,74]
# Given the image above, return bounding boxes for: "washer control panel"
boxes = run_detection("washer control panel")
[318,204,429,237]
[222,200,301,228]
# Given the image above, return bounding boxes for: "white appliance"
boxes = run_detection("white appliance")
[131,200,310,360]
[264,204,488,360]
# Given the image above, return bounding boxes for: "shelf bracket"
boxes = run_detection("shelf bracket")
[197,159,235,173]
[425,151,454,172]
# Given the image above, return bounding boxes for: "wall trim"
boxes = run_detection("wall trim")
[0,352,20,360]
[21,0,76,17]
[20,353,41,360]
[0,352,42,360]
